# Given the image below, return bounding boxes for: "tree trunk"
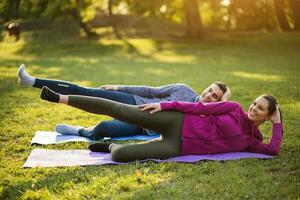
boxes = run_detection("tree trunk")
[69,9,96,37]
[183,0,205,38]
[14,0,20,18]
[4,0,21,21]
[289,0,300,30]
[274,0,291,31]
[107,0,122,39]
[264,0,278,31]
[108,0,113,16]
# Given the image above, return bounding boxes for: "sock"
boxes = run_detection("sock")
[55,124,83,135]
[88,142,112,152]
[17,64,35,86]
[40,86,60,103]
[78,128,94,139]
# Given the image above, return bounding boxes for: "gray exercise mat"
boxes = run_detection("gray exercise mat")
[23,149,273,168]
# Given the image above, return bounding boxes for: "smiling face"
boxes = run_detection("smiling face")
[200,84,224,103]
[248,96,270,125]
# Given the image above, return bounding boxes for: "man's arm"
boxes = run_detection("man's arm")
[101,84,182,98]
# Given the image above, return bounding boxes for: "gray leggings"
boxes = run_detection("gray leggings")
[68,95,184,162]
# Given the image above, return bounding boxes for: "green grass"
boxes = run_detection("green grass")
[0,22,299,199]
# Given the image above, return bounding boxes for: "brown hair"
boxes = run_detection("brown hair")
[262,94,282,123]
[213,81,228,94]
[261,95,278,115]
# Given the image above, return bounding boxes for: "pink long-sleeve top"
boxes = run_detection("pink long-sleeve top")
[160,101,283,156]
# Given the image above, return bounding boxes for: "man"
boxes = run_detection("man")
[18,64,230,140]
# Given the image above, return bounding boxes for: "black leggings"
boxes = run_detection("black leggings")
[68,95,184,162]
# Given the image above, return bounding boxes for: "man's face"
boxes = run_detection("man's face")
[200,84,224,103]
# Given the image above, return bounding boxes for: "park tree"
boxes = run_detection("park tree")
[273,0,291,31]
[1,0,21,21]
[126,0,164,17]
[2,0,298,37]
[106,0,122,38]
[229,0,278,30]
[262,0,278,31]
[207,0,231,29]
[1,0,53,22]
[43,0,99,37]
[183,0,204,38]
[125,0,183,22]
[289,0,300,30]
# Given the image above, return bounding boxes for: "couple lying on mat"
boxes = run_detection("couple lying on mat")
[18,64,283,162]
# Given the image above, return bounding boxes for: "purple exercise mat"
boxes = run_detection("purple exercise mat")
[23,149,273,168]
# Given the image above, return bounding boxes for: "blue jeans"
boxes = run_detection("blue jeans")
[34,78,146,139]
[79,119,144,140]
[34,78,136,104]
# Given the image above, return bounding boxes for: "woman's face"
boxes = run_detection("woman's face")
[248,96,270,124]
[200,84,224,103]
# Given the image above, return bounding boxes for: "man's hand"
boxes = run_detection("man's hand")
[221,87,231,101]
[100,85,119,90]
[138,103,162,114]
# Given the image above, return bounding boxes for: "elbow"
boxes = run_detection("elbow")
[268,149,280,156]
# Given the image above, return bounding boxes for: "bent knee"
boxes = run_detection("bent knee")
[95,121,111,132]
[93,121,114,138]
[111,147,134,163]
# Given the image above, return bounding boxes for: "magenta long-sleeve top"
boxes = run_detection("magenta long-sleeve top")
[160,101,283,156]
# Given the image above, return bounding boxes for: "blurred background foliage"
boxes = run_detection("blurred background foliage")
[1,0,300,38]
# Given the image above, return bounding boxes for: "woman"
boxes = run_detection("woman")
[40,86,283,162]
[18,64,230,139]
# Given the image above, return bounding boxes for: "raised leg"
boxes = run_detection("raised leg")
[41,88,184,162]
[67,95,184,136]
[35,78,136,104]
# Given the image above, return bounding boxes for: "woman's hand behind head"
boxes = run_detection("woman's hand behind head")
[270,105,281,124]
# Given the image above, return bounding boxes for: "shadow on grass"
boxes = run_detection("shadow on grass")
[2,21,300,84]
[3,154,297,199]
[0,75,31,124]
[0,161,221,198]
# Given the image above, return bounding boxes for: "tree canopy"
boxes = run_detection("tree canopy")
[1,0,299,37]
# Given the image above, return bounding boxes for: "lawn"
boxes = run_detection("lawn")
[0,22,299,199]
